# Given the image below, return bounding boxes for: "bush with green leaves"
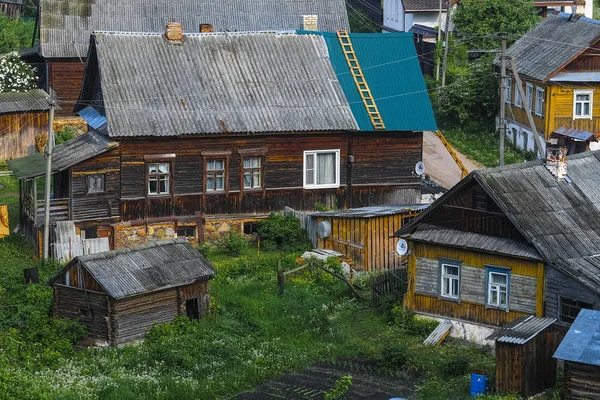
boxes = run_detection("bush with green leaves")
[217,231,248,257]
[0,52,36,93]
[0,16,36,54]
[390,304,439,337]
[440,353,471,378]
[380,342,410,370]
[324,375,353,400]
[257,212,312,252]
[55,126,78,145]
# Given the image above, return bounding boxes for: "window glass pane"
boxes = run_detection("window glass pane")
[244,172,251,188]
[207,177,214,191]
[158,163,169,173]
[243,158,251,168]
[305,154,315,185]
[306,153,314,170]
[490,289,498,305]
[253,171,261,188]
[584,103,590,115]
[576,103,582,115]
[452,279,459,296]
[148,164,158,173]
[216,176,224,190]
[207,160,215,170]
[149,178,157,194]
[215,159,224,170]
[445,265,459,277]
[491,273,507,285]
[159,177,168,194]
[316,152,336,185]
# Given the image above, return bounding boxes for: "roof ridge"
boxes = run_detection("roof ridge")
[78,238,189,262]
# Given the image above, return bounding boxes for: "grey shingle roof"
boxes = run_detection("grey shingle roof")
[487,315,556,344]
[51,239,216,300]
[404,0,442,11]
[39,0,350,59]
[81,31,358,138]
[7,130,118,179]
[0,89,50,114]
[553,308,600,366]
[506,13,600,81]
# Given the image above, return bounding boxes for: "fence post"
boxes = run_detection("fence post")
[277,259,285,297]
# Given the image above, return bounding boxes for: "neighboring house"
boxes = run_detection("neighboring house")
[8,29,437,256]
[29,0,350,114]
[0,89,50,161]
[0,0,22,18]
[503,12,600,154]
[48,239,216,346]
[383,0,456,33]
[536,0,594,18]
[395,151,600,330]
[553,308,600,399]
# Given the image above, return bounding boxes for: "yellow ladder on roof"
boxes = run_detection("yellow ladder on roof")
[435,130,469,179]
[336,30,386,131]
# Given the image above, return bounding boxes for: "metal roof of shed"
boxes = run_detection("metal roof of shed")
[39,0,349,59]
[553,308,600,366]
[0,89,50,114]
[313,204,428,219]
[552,126,595,141]
[49,239,216,300]
[487,316,556,344]
[7,131,118,179]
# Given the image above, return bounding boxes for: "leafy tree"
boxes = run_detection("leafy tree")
[0,52,36,92]
[23,0,38,18]
[453,0,540,49]
[347,7,379,33]
[0,15,36,53]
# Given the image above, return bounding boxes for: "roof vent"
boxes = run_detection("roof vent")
[573,0,586,16]
[545,144,567,180]
[200,23,214,33]
[165,23,184,43]
[303,15,318,31]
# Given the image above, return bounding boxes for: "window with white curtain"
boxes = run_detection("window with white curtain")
[206,159,225,192]
[535,86,545,116]
[303,150,340,189]
[574,90,593,119]
[243,156,262,189]
[526,83,534,112]
[147,162,170,195]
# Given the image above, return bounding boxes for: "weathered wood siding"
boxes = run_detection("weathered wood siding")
[113,289,179,345]
[52,284,110,340]
[0,111,48,160]
[177,281,210,316]
[545,266,600,325]
[70,148,120,222]
[47,60,86,115]
[406,242,544,326]
[564,361,600,400]
[0,2,21,18]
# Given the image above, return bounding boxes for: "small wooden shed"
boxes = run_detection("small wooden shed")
[553,309,600,400]
[0,90,50,161]
[488,316,561,398]
[313,204,427,271]
[48,238,215,346]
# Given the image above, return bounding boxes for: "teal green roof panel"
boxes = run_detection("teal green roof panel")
[299,31,437,132]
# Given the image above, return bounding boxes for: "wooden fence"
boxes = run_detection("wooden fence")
[283,206,318,246]
[371,267,408,304]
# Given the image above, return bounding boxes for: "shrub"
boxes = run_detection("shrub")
[217,231,248,257]
[324,375,353,400]
[257,213,311,252]
[390,305,438,337]
[380,342,410,370]
[196,242,213,258]
[0,52,36,93]
[440,354,471,378]
[55,126,78,145]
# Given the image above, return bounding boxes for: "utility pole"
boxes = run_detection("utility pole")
[441,0,452,87]
[499,35,507,167]
[43,98,55,261]
[435,0,443,81]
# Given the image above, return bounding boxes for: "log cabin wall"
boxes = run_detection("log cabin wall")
[46,59,86,115]
[564,361,600,400]
[545,266,600,326]
[0,2,21,18]
[405,241,545,326]
[0,111,48,161]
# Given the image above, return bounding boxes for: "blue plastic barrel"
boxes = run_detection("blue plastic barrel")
[469,372,487,396]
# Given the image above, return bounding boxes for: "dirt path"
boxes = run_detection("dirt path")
[422,130,481,189]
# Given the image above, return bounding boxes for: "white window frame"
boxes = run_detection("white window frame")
[86,174,105,194]
[440,262,460,300]
[573,90,593,119]
[535,86,545,116]
[504,78,512,104]
[486,268,510,310]
[147,162,170,196]
[206,158,226,193]
[514,84,523,108]
[303,149,340,189]
[526,82,534,112]
[242,156,263,190]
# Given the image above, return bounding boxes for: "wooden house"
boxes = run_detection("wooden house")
[48,239,216,346]
[383,0,458,33]
[503,11,600,154]
[31,0,350,114]
[0,90,50,161]
[9,29,437,256]
[488,316,561,397]
[395,151,600,328]
[553,308,600,399]
[0,0,22,18]
[313,205,427,271]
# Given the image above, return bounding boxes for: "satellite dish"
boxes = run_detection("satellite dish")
[318,220,331,238]
[415,161,425,176]
[396,239,408,256]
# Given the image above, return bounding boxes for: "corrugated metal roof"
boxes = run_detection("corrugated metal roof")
[407,224,543,260]
[49,239,215,299]
[553,308,600,366]
[309,31,437,132]
[404,0,444,11]
[78,105,107,129]
[487,316,556,344]
[552,126,594,141]
[506,13,600,81]
[0,89,50,114]
[7,131,118,179]
[82,31,358,137]
[39,0,349,59]
[312,204,428,218]
[550,71,600,82]
[409,24,438,37]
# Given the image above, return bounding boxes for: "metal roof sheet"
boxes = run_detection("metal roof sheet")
[7,131,118,179]
[82,31,358,137]
[78,105,107,129]
[307,31,437,132]
[506,13,600,81]
[550,71,600,82]
[553,308,600,366]
[552,126,594,141]
[50,239,215,299]
[487,316,556,344]
[0,89,50,114]
[39,0,349,59]
[312,204,428,218]
[409,24,438,36]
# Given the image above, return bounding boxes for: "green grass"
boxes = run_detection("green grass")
[444,128,536,168]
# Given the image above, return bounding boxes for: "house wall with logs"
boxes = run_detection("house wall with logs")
[0,111,48,161]
[47,60,86,115]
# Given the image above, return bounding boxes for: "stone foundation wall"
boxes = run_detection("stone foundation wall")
[204,217,265,243]
[113,222,177,249]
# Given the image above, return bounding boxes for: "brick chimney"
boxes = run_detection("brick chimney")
[303,15,318,31]
[165,23,183,43]
[200,23,214,33]
[573,0,586,16]
[545,143,567,180]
